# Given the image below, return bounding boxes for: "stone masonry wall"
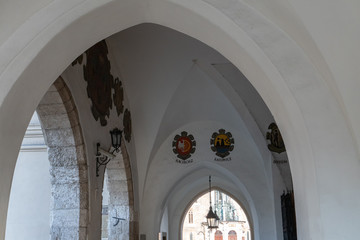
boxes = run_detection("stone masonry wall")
[121,141,138,240]
[103,141,137,240]
[37,77,89,240]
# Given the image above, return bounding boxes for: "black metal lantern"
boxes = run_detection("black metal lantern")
[110,128,122,152]
[206,176,219,229]
[96,128,123,177]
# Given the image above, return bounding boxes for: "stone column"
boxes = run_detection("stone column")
[37,78,89,240]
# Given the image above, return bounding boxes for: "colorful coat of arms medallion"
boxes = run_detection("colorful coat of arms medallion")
[172,131,196,164]
[210,129,234,160]
[266,123,286,153]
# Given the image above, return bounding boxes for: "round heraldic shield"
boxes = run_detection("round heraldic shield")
[172,131,196,161]
[210,129,234,158]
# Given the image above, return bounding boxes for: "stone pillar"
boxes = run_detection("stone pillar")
[106,158,130,240]
[102,140,137,240]
[122,142,138,240]
[37,78,89,240]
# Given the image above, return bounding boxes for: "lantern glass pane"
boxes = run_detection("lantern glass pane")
[111,133,117,147]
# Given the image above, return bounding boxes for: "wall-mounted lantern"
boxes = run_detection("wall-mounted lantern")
[96,128,123,177]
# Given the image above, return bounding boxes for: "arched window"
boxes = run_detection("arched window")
[189,210,193,224]
[228,230,237,240]
[215,230,223,240]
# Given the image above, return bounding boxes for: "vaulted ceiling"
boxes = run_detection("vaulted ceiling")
[61,23,292,238]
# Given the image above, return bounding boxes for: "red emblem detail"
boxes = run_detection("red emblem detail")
[172,131,196,161]
[175,137,192,156]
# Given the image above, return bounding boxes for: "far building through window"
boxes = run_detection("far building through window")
[189,210,194,224]
[182,190,251,240]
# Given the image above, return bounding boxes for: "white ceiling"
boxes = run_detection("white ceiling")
[105,23,292,196]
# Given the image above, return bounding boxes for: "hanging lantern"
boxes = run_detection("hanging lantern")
[206,176,219,229]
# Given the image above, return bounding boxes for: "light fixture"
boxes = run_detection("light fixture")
[96,128,123,177]
[206,175,219,229]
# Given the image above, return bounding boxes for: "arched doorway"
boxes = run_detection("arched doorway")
[182,190,250,240]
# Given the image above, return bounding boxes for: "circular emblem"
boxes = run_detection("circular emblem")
[172,131,196,161]
[210,129,234,158]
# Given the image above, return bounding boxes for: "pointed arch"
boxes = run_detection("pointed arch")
[0,1,359,239]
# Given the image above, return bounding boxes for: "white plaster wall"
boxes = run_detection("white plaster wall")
[5,113,50,240]
[0,0,52,45]
[160,207,169,233]
[5,151,50,240]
